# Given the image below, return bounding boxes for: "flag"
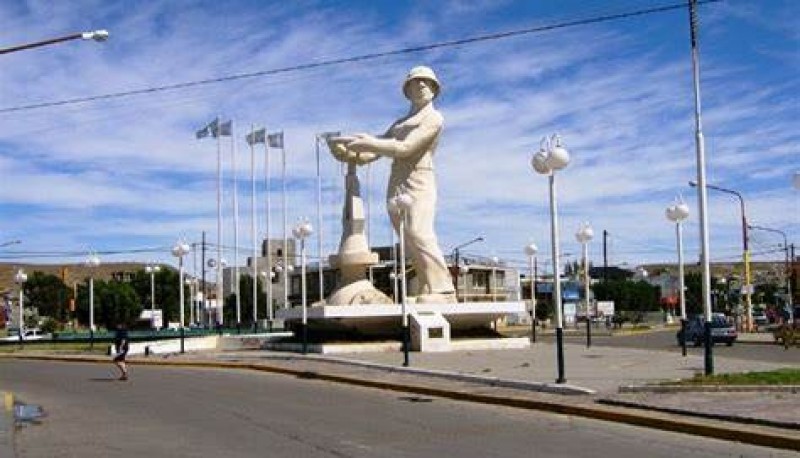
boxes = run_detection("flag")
[195,125,210,139]
[246,128,266,146]
[267,131,284,148]
[212,120,232,138]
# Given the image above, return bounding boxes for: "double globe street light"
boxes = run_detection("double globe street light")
[575,222,594,348]
[172,240,191,353]
[14,269,27,343]
[145,263,161,330]
[292,219,314,354]
[666,198,690,357]
[531,133,570,384]
[388,191,414,367]
[523,243,538,343]
[85,253,101,348]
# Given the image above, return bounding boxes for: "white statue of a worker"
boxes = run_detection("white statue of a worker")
[329,66,456,303]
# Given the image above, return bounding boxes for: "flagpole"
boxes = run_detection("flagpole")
[250,124,258,332]
[282,139,289,309]
[265,137,273,322]
[232,122,241,332]
[215,117,224,328]
[315,136,324,304]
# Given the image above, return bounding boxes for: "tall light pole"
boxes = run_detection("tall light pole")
[452,236,484,302]
[531,133,570,384]
[490,256,501,303]
[524,243,538,343]
[389,191,414,367]
[14,269,27,341]
[172,240,191,353]
[85,253,101,348]
[145,263,161,330]
[293,219,313,354]
[748,224,792,313]
[666,198,690,356]
[689,180,752,333]
[0,30,109,55]
[687,0,714,375]
[575,222,594,348]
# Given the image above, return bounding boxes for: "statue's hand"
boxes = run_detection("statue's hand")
[353,152,378,165]
[347,134,375,153]
[327,136,356,162]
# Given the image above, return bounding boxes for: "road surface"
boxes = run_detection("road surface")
[0,359,794,457]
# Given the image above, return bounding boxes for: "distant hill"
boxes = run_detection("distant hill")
[0,262,170,295]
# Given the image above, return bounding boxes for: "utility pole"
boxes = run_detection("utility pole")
[201,231,207,326]
[602,230,609,283]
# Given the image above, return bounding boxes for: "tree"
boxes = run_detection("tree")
[592,279,660,314]
[23,271,71,322]
[238,274,267,327]
[75,279,142,330]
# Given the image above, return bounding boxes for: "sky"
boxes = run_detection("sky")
[0,0,797,276]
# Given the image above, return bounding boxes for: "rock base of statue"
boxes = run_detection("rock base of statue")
[326,279,393,305]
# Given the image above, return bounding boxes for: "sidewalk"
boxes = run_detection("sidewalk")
[3,337,798,451]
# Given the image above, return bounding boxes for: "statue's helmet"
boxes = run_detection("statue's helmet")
[403,66,441,100]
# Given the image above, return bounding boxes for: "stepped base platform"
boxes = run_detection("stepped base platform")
[276,301,526,334]
[274,302,528,352]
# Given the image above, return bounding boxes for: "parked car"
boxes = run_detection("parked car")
[753,310,769,326]
[1,328,48,342]
[676,315,737,346]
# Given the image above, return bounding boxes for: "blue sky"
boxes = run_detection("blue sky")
[0,0,797,275]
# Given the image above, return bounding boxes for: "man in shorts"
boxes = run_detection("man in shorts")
[113,323,130,381]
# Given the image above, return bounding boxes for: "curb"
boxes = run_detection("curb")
[597,398,800,431]
[620,384,800,393]
[2,353,798,452]
[301,354,597,396]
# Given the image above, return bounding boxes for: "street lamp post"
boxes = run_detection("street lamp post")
[524,243,538,343]
[748,224,792,315]
[575,222,594,348]
[689,180,753,333]
[666,198,690,356]
[0,30,109,55]
[85,253,101,349]
[260,270,276,331]
[389,191,414,367]
[172,240,191,353]
[145,263,161,330]
[452,237,484,302]
[293,219,314,354]
[14,269,27,344]
[531,133,571,384]
[490,256,501,303]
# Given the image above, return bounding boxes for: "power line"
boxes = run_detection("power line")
[0,0,721,115]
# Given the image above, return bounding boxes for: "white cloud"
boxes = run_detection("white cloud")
[0,0,796,273]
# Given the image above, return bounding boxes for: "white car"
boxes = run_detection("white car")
[2,328,48,341]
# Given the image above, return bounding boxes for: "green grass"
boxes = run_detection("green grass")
[673,368,800,385]
[0,342,109,354]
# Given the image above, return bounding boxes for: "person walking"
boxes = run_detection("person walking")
[112,323,130,381]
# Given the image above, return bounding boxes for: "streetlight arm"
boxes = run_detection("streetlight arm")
[689,180,748,250]
[1,30,109,55]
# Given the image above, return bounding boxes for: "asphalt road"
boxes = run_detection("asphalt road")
[548,328,799,364]
[1,359,795,458]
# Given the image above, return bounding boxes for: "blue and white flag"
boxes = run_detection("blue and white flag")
[246,128,266,146]
[195,125,210,139]
[267,131,284,148]
[212,120,232,138]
